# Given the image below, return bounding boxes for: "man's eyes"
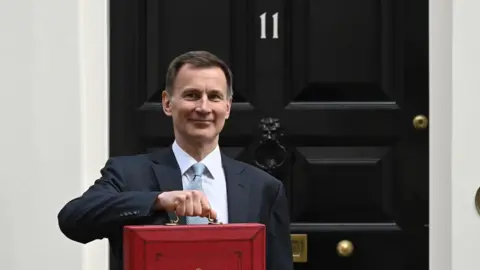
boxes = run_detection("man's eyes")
[183,92,223,100]
[209,94,223,100]
[184,93,199,99]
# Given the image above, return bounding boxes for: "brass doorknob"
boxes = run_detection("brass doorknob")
[413,114,428,129]
[337,240,354,257]
[475,187,480,215]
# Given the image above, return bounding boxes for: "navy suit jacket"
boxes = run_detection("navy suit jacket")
[58,147,293,270]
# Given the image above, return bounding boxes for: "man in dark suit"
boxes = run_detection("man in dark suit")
[58,51,293,270]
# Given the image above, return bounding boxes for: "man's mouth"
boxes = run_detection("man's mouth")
[190,119,213,123]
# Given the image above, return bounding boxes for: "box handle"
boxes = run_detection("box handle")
[165,213,223,226]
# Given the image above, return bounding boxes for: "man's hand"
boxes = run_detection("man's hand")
[155,191,217,220]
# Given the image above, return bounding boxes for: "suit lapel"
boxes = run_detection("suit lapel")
[222,154,250,223]
[149,148,187,225]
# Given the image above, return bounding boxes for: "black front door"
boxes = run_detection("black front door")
[110,0,429,269]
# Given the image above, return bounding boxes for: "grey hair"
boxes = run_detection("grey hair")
[164,51,233,98]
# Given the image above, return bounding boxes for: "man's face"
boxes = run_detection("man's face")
[162,64,232,144]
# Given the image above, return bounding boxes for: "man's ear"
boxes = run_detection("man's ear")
[162,90,172,116]
[225,97,232,120]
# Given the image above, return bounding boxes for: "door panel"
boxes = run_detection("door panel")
[110,0,429,269]
[291,146,394,223]
[145,0,253,105]
[291,0,392,102]
[292,225,406,269]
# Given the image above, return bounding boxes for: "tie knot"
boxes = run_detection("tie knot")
[191,163,206,177]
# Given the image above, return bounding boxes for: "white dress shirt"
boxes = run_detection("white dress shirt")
[171,141,229,224]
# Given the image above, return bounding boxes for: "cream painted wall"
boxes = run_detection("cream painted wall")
[451,0,480,269]
[431,0,480,270]
[0,0,478,269]
[0,0,108,270]
[429,0,452,269]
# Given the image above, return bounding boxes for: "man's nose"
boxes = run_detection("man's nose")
[195,95,212,113]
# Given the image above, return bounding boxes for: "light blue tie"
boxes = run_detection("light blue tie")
[186,163,208,224]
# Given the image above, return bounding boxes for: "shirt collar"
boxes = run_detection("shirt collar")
[171,140,223,179]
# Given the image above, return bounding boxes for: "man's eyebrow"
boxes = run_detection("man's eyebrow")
[180,88,201,94]
[210,89,223,93]
[181,88,225,96]
[182,87,200,91]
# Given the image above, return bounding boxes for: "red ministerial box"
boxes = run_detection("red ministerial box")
[123,223,266,270]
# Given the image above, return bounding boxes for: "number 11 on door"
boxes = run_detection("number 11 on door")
[260,12,279,39]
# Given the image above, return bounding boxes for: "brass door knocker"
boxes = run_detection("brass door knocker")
[253,117,288,173]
